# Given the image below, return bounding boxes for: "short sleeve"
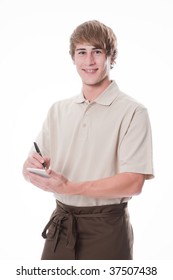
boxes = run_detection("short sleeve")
[118,107,154,179]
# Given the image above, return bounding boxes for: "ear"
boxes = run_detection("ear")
[110,58,115,69]
[69,51,75,64]
[72,58,76,65]
[111,57,115,64]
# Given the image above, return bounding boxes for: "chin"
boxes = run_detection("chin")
[82,78,103,86]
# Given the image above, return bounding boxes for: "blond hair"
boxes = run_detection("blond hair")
[69,20,117,66]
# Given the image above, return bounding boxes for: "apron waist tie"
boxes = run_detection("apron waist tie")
[42,201,127,252]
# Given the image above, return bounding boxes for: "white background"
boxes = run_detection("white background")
[0,0,173,261]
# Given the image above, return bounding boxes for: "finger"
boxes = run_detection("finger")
[29,174,52,192]
[29,152,45,168]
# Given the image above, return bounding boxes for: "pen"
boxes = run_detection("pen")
[34,142,46,168]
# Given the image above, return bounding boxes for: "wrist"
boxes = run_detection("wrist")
[65,180,85,195]
[64,180,75,195]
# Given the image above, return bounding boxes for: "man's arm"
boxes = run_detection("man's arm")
[26,169,145,199]
[66,172,145,198]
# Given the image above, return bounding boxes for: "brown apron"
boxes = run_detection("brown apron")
[41,200,133,260]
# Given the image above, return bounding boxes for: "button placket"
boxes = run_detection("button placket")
[80,103,92,138]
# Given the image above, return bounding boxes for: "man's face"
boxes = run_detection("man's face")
[73,43,111,86]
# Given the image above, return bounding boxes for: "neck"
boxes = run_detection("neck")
[83,79,112,102]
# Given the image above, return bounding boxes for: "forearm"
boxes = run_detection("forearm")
[67,172,145,199]
[22,166,145,198]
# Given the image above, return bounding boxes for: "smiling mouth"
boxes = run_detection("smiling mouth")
[83,69,98,73]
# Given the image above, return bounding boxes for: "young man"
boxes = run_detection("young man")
[23,20,154,260]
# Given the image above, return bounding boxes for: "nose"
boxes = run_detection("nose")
[84,53,95,65]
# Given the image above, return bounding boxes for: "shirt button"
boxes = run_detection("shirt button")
[83,123,86,127]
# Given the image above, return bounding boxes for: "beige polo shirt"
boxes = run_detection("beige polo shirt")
[35,81,154,206]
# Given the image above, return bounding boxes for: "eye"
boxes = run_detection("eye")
[93,49,103,55]
[77,51,86,56]
[95,50,102,54]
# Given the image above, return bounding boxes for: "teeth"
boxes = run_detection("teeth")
[85,69,96,73]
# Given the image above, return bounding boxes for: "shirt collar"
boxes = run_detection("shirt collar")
[74,80,120,106]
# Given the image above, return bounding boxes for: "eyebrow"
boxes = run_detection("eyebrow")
[75,47,102,51]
